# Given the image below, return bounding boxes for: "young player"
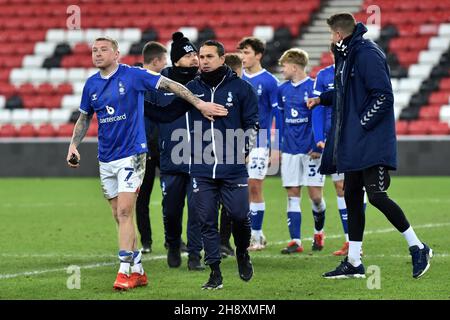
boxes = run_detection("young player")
[277,48,327,254]
[237,37,279,250]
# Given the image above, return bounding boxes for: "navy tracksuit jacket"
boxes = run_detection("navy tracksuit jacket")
[146,66,259,265]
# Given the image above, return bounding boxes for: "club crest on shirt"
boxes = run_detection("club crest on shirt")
[257,84,262,96]
[118,81,125,95]
[226,91,233,107]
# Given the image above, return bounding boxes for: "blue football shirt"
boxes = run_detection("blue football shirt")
[79,64,162,162]
[242,68,279,148]
[278,77,316,154]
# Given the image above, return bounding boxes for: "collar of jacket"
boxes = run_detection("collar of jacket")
[200,65,231,88]
[161,66,199,85]
[334,22,368,58]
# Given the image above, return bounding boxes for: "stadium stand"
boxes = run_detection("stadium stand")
[0,0,449,137]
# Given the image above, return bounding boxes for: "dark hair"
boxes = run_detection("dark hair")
[224,53,242,72]
[237,37,265,55]
[326,13,356,35]
[201,40,225,56]
[142,41,167,64]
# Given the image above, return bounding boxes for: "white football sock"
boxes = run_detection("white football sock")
[402,227,424,249]
[348,241,363,267]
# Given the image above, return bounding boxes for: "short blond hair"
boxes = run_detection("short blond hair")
[94,36,119,51]
[279,48,309,68]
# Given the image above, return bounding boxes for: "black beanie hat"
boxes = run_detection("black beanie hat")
[170,31,197,64]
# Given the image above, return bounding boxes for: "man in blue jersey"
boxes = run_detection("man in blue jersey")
[237,37,279,251]
[277,48,327,254]
[145,32,204,271]
[146,40,259,290]
[308,13,432,279]
[66,37,227,290]
[135,41,167,255]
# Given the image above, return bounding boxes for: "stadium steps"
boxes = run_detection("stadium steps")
[295,0,365,70]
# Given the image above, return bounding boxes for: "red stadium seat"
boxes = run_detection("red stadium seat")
[37,124,57,137]
[429,92,450,105]
[87,123,98,137]
[18,124,37,137]
[429,122,450,135]
[408,120,431,135]
[419,106,441,120]
[57,123,75,137]
[56,83,73,95]
[0,124,17,137]
[38,83,56,95]
[439,78,450,90]
[396,121,409,135]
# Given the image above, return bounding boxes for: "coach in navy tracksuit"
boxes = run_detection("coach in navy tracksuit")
[147,40,259,289]
[308,14,432,279]
[145,32,204,271]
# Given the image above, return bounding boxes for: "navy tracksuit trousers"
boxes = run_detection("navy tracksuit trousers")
[191,176,251,266]
[160,173,203,257]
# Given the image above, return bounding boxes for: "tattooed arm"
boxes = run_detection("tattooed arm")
[66,112,93,168]
[158,76,228,121]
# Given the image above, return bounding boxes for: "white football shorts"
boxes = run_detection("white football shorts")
[247,147,270,180]
[331,173,344,182]
[281,153,325,187]
[99,153,146,199]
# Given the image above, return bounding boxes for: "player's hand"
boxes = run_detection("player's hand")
[307,97,320,109]
[67,144,80,168]
[308,149,321,160]
[317,141,325,149]
[197,101,228,121]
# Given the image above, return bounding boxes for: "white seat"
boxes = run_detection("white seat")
[50,109,72,124]
[29,68,49,85]
[30,109,50,124]
[34,42,57,56]
[11,109,31,125]
[121,28,142,43]
[61,95,82,110]
[23,55,45,68]
[398,78,422,93]
[86,68,98,78]
[418,51,442,64]
[440,106,450,122]
[0,95,5,109]
[10,69,31,85]
[85,29,103,45]
[66,29,84,43]
[408,64,433,79]
[364,24,381,41]
[103,28,122,41]
[72,82,85,95]
[429,37,450,51]
[48,68,68,84]
[390,78,399,92]
[394,106,403,121]
[394,92,412,108]
[438,23,450,36]
[119,41,132,55]
[46,29,65,42]
[67,68,87,82]
[0,109,11,124]
[178,27,198,42]
[253,26,274,42]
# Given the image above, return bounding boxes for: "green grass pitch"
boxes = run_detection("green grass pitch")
[0,176,448,300]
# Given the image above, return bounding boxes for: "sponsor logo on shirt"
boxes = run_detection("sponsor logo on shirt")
[99,113,127,124]
[285,117,308,124]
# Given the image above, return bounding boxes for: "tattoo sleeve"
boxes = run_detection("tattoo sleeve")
[159,76,202,107]
[71,113,92,147]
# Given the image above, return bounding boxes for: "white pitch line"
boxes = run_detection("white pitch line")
[0,222,448,280]
[270,222,450,245]
[0,255,167,280]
